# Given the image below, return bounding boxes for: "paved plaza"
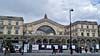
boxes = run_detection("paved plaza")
[1,53,100,56]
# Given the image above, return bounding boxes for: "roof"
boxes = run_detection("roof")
[25,14,65,27]
[71,21,97,26]
[0,16,24,21]
[66,21,97,28]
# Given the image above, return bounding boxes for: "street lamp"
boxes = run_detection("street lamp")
[22,28,25,55]
[69,9,74,54]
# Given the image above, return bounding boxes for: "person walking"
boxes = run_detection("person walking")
[59,45,62,53]
[21,48,24,55]
[7,48,10,56]
[52,45,56,54]
[85,47,88,53]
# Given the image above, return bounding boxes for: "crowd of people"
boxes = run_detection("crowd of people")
[75,46,97,53]
[52,45,63,54]
[52,46,98,54]
[2,45,98,55]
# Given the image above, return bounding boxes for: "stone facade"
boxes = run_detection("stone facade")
[0,15,100,52]
[0,16,24,40]
[23,15,100,50]
[66,21,98,37]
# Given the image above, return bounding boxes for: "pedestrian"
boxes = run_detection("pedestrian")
[85,47,88,53]
[21,48,24,55]
[59,45,62,53]
[52,45,56,54]
[80,47,82,53]
[90,47,93,53]
[7,48,10,56]
[19,48,21,53]
[19,47,24,55]
[3,48,6,56]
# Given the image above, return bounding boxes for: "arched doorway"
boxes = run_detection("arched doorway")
[86,39,91,49]
[92,39,97,46]
[36,25,56,35]
[55,39,61,44]
[92,39,97,52]
[67,39,70,44]
[67,39,70,48]
[49,39,54,44]
[62,39,66,44]
[80,39,85,44]
[80,39,85,48]
[43,39,48,44]
[36,39,42,44]
[72,39,78,49]
[30,38,35,44]
[73,39,77,45]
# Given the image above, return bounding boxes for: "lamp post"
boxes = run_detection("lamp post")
[69,9,74,54]
[22,28,25,55]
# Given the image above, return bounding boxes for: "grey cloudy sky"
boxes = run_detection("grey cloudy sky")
[0,0,99,25]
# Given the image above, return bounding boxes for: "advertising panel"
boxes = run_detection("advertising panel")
[46,45,52,49]
[62,45,67,49]
[32,45,39,50]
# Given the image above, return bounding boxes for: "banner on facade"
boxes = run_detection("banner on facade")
[62,45,67,49]
[32,45,39,50]
[46,45,52,49]
[96,44,99,49]
[72,45,75,49]
[54,45,58,49]
[41,45,45,48]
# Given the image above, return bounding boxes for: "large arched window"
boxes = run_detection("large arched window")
[36,25,56,35]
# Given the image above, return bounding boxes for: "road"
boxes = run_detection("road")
[0,53,100,56]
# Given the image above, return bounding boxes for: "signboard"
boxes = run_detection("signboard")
[96,44,99,49]
[32,45,39,50]
[62,45,67,49]
[54,45,58,49]
[41,45,45,48]
[72,45,75,49]
[46,45,52,49]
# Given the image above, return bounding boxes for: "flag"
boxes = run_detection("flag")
[91,0,100,6]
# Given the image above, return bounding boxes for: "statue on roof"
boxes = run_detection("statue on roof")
[44,14,48,19]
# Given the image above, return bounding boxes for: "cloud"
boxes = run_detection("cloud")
[0,0,99,25]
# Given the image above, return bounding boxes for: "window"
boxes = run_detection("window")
[16,22,19,25]
[14,26,19,29]
[87,33,89,36]
[81,32,84,36]
[16,26,19,29]
[87,25,89,29]
[37,25,55,35]
[8,30,11,34]
[15,30,19,34]
[86,30,90,32]
[92,25,94,29]
[92,30,95,32]
[80,29,84,32]
[92,33,95,37]
[0,21,3,25]
[81,25,83,28]
[8,21,11,25]
[0,29,3,34]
